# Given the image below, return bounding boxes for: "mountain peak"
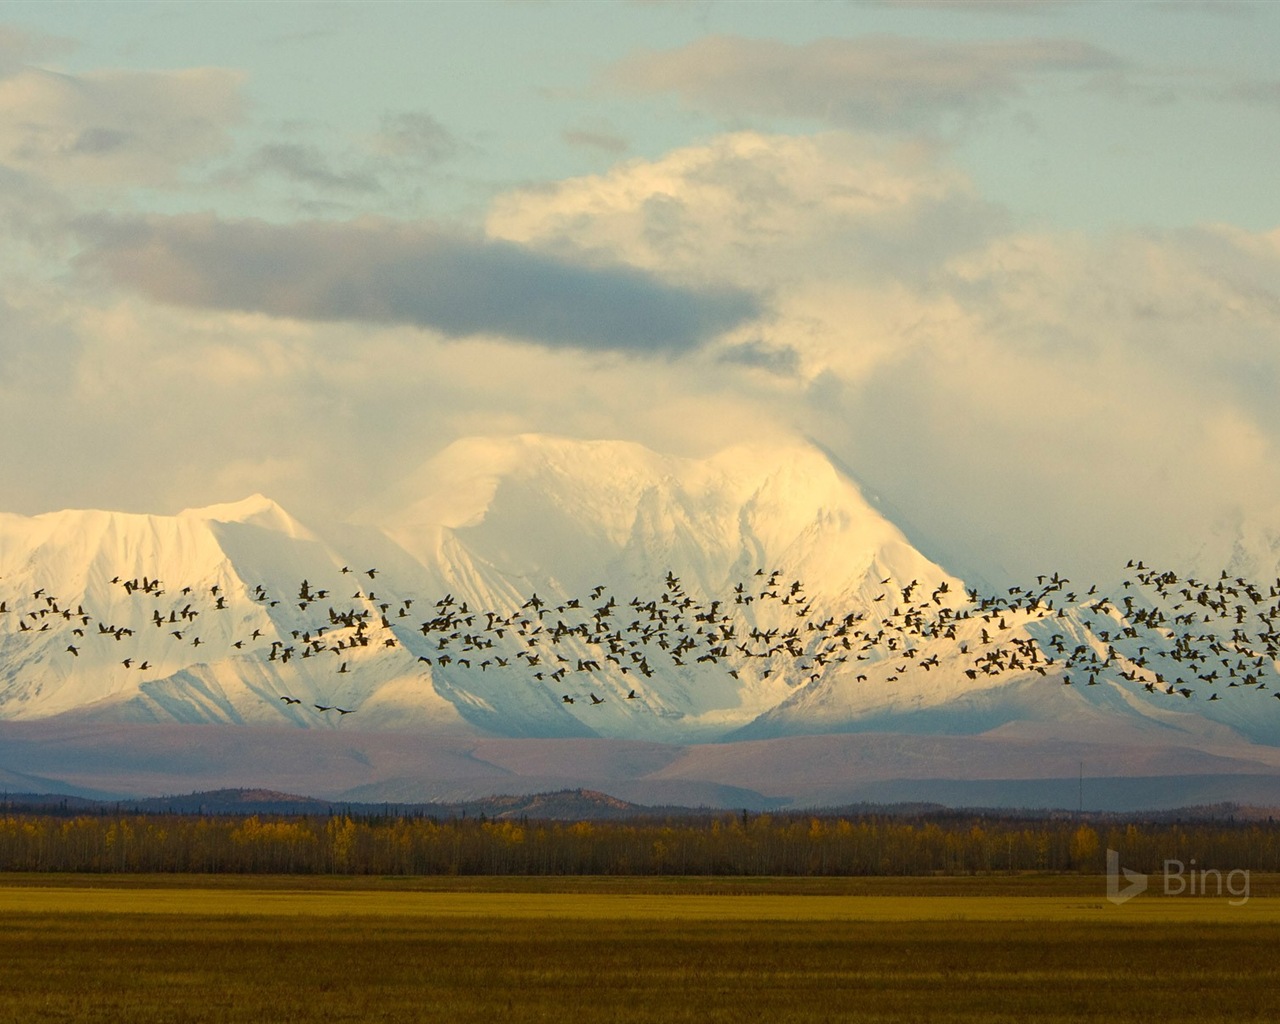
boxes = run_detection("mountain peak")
[378,431,946,602]
[179,494,312,539]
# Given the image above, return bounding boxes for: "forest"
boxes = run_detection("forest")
[0,807,1276,876]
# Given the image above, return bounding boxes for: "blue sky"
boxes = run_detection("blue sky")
[2,0,1279,584]
[9,1,1277,229]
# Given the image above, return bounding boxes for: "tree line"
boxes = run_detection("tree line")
[0,810,1277,875]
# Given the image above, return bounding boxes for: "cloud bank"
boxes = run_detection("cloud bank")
[3,8,1277,591]
[487,130,1280,583]
[74,214,760,353]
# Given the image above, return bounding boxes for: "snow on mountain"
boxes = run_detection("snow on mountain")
[382,434,953,609]
[373,434,973,738]
[2,434,1279,750]
[0,497,469,732]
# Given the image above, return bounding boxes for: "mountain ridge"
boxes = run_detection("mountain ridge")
[2,433,1280,756]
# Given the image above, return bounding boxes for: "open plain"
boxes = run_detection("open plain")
[1,876,1277,1023]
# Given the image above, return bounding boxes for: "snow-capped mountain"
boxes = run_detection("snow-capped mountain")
[371,435,969,738]
[0,495,468,730]
[1,433,1279,749]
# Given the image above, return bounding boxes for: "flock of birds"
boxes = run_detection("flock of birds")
[4,557,1280,721]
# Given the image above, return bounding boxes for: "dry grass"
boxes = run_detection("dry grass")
[0,877,1277,1022]
[5,872,1279,896]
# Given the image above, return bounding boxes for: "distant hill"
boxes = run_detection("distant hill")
[1,786,1275,824]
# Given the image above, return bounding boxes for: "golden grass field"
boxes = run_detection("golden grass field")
[1,875,1277,1022]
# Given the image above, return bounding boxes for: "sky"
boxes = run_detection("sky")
[2,0,1279,587]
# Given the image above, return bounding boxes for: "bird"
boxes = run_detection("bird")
[280,696,301,705]
[13,555,1280,738]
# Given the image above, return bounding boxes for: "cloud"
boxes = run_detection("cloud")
[487,130,1280,584]
[0,278,785,523]
[13,113,1280,591]
[73,214,759,353]
[0,65,245,185]
[717,339,801,376]
[0,24,72,77]
[608,33,1123,130]
[488,131,1006,387]
[822,222,1280,584]
[375,110,460,163]
[489,131,1000,286]
[562,129,629,154]
[250,142,382,193]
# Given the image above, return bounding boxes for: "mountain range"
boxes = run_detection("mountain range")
[3,433,1280,806]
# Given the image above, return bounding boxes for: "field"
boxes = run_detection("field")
[1,876,1278,1022]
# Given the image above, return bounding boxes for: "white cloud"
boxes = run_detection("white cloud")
[489,131,1001,382]
[0,66,245,186]
[7,114,1280,588]
[490,131,988,279]
[0,276,781,525]
[608,34,1123,131]
[487,130,1280,583]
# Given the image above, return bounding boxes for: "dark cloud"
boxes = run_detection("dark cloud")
[74,214,760,354]
[377,111,459,163]
[717,340,800,376]
[69,126,133,156]
[609,34,1124,130]
[252,142,382,192]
